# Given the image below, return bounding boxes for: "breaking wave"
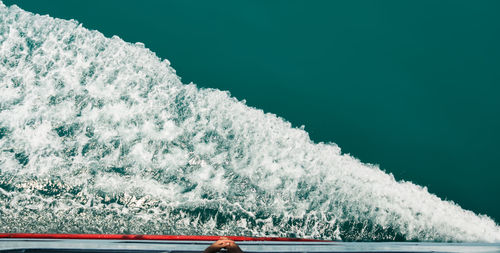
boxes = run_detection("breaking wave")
[0,2,499,242]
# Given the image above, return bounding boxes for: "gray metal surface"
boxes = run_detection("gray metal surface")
[1,239,500,253]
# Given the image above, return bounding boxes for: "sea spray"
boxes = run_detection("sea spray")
[0,2,499,242]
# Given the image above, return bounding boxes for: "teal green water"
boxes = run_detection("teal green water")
[1,0,500,240]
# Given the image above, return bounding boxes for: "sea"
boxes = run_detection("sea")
[1,0,500,249]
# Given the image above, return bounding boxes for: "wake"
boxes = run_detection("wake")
[0,2,499,242]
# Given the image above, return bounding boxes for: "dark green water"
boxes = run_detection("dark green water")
[3,0,500,226]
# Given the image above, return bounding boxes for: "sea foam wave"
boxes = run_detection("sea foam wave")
[0,2,499,242]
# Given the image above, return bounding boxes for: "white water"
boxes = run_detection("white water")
[0,2,499,242]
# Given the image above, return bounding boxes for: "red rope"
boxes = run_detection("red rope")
[0,233,326,242]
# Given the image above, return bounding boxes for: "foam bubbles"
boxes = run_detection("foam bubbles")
[1,2,499,242]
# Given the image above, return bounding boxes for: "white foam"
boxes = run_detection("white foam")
[0,1,499,242]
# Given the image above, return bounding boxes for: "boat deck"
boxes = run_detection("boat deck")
[1,239,500,253]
